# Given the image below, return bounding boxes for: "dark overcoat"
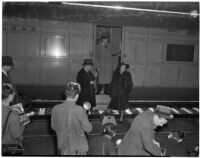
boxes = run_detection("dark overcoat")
[109,69,133,110]
[77,68,96,108]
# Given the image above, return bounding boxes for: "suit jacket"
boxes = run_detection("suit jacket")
[118,110,162,156]
[51,100,92,155]
[77,68,96,107]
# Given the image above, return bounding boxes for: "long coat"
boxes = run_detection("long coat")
[118,110,162,156]
[109,69,133,110]
[77,68,96,108]
[51,100,92,155]
[95,42,118,84]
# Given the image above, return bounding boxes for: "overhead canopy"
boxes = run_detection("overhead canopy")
[3,2,199,30]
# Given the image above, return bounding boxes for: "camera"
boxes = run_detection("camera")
[20,111,35,125]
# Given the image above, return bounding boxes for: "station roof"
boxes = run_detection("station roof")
[3,2,199,30]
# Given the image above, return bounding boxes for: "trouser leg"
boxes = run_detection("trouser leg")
[104,84,110,94]
[57,148,61,155]
[119,110,124,122]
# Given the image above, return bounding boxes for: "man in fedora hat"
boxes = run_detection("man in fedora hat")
[95,31,120,94]
[2,56,19,105]
[77,59,96,108]
[118,105,173,156]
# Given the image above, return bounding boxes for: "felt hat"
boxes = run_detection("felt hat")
[2,56,14,66]
[100,32,109,40]
[82,59,93,66]
[101,110,117,126]
[172,129,185,139]
[155,105,174,120]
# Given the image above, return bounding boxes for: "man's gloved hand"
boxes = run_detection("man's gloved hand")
[161,148,167,156]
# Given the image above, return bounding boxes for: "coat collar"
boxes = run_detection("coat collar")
[2,69,7,76]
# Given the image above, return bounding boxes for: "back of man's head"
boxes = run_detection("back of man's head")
[103,123,116,137]
[65,82,81,99]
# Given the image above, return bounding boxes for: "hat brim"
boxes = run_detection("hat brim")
[83,63,93,66]
[3,63,14,67]
[156,112,174,120]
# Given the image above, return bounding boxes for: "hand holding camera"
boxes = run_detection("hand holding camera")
[20,111,35,125]
[83,102,91,111]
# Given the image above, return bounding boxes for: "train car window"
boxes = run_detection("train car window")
[44,36,66,58]
[166,44,194,62]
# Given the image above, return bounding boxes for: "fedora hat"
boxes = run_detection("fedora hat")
[2,56,14,66]
[155,105,174,120]
[83,59,93,66]
[100,32,109,40]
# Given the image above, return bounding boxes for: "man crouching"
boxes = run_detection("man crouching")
[51,82,92,155]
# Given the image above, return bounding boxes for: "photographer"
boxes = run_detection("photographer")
[51,82,92,155]
[88,111,117,155]
[2,84,25,148]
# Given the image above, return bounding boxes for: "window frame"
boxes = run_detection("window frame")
[164,40,196,64]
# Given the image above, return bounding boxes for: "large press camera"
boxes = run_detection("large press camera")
[12,103,36,125]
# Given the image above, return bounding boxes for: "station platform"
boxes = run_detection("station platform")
[21,98,199,156]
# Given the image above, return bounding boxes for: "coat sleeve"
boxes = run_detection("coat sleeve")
[140,128,162,156]
[95,45,101,69]
[109,70,118,98]
[127,72,133,94]
[77,71,90,90]
[51,108,55,130]
[10,112,25,141]
[79,108,93,133]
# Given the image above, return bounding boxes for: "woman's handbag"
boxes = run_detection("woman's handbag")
[2,110,24,156]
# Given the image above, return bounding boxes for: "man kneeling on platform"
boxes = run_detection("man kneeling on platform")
[51,82,92,155]
[88,111,117,155]
[118,105,173,156]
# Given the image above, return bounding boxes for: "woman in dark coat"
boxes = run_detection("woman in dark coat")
[109,63,133,119]
[77,59,96,108]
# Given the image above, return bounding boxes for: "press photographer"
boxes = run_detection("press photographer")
[2,83,25,155]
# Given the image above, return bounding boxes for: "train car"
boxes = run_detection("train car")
[2,2,199,101]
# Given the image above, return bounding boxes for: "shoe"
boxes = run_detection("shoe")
[125,108,132,114]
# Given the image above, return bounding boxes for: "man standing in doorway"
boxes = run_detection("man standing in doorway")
[95,32,120,95]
